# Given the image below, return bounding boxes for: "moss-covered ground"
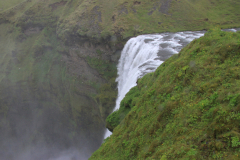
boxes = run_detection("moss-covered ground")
[90,29,240,159]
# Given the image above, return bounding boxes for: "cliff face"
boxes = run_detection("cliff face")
[0,0,240,159]
[0,0,118,158]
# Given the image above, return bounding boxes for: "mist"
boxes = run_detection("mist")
[1,146,90,160]
[0,103,99,160]
[0,76,104,160]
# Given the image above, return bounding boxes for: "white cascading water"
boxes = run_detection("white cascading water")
[104,28,240,139]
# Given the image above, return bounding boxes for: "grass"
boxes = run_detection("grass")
[0,0,240,157]
[1,0,240,45]
[51,0,240,44]
[89,28,240,159]
[86,56,117,80]
[0,0,25,12]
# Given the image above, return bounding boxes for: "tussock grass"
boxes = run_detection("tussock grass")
[0,0,25,12]
[90,28,240,159]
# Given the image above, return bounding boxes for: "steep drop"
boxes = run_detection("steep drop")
[104,28,240,138]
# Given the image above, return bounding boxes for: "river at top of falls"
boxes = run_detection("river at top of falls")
[104,28,240,139]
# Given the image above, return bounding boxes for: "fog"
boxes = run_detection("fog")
[0,113,95,160]
[0,109,95,160]
[0,82,103,160]
[1,147,90,160]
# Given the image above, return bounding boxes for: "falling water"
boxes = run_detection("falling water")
[104,28,240,139]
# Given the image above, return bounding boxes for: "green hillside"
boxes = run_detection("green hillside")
[56,0,240,42]
[0,0,26,12]
[0,0,240,158]
[90,29,240,159]
[2,0,240,43]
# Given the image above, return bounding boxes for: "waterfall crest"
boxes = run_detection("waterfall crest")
[104,28,240,139]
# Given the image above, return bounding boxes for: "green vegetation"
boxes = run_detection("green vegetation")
[96,78,118,120]
[56,0,240,42]
[0,0,111,153]
[106,86,140,132]
[1,0,240,44]
[0,0,240,158]
[86,56,117,80]
[0,21,103,147]
[90,29,240,159]
[0,0,26,12]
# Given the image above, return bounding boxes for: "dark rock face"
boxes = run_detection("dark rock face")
[49,1,67,11]
[118,3,129,15]
[0,26,117,159]
[159,0,172,15]
[148,0,172,15]
[24,27,41,35]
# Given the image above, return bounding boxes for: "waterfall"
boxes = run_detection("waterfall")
[104,28,240,139]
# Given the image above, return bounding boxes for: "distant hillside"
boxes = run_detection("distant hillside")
[90,29,240,159]
[1,0,240,44]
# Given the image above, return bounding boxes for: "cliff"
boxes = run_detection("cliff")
[0,0,240,159]
[0,0,118,158]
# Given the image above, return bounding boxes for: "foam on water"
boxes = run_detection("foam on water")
[104,28,240,139]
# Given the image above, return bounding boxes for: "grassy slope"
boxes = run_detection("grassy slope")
[57,0,240,42]
[0,0,240,158]
[0,0,25,12]
[2,0,240,43]
[90,29,240,159]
